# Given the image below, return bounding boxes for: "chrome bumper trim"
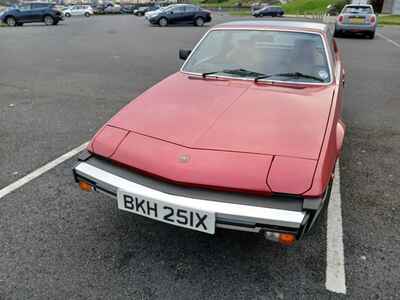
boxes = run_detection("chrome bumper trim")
[74,162,306,229]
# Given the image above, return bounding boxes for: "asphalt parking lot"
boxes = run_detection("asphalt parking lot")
[1,15,400,299]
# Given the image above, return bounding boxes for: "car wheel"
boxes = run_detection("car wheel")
[158,17,168,27]
[84,12,90,17]
[44,15,55,26]
[368,31,375,39]
[195,17,204,27]
[6,16,17,27]
[65,13,71,17]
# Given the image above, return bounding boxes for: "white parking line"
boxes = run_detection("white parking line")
[0,142,89,200]
[377,32,400,49]
[325,161,347,294]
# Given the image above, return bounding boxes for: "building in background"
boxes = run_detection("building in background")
[383,0,400,13]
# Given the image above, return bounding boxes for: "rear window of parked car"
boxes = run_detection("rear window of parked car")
[343,6,373,14]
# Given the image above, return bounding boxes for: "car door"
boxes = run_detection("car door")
[182,5,197,23]
[77,6,85,15]
[71,6,81,16]
[168,6,185,24]
[17,4,34,22]
[30,3,48,22]
[262,7,271,16]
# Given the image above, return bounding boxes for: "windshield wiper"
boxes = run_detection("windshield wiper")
[202,68,265,79]
[254,72,324,83]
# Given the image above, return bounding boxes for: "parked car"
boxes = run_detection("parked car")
[103,4,121,14]
[73,20,345,246]
[0,2,63,26]
[121,4,137,14]
[63,5,93,17]
[335,4,377,39]
[92,4,107,14]
[146,4,211,27]
[134,5,160,16]
[252,6,284,17]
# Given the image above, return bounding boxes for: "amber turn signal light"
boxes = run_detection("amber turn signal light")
[79,181,93,192]
[265,231,296,246]
[279,233,296,246]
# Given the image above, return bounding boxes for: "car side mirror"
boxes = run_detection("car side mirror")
[179,49,191,60]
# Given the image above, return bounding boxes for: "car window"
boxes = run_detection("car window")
[18,4,31,11]
[185,5,199,12]
[343,6,373,14]
[172,6,185,13]
[32,3,49,9]
[183,30,331,83]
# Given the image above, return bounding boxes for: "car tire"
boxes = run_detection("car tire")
[195,17,204,27]
[368,31,375,39]
[158,17,168,27]
[5,16,17,27]
[84,12,90,17]
[65,13,71,17]
[44,15,55,26]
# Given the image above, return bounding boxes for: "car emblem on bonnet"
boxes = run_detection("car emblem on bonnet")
[178,154,190,163]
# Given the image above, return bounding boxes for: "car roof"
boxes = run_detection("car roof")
[214,20,328,34]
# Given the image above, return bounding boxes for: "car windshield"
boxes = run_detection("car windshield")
[343,6,373,14]
[182,29,331,83]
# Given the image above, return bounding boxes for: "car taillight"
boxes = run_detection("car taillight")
[369,15,376,24]
[337,15,344,23]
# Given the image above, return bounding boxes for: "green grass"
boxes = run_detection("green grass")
[282,0,337,14]
[195,0,342,12]
[379,15,400,25]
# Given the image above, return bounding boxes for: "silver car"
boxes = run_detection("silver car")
[334,4,377,39]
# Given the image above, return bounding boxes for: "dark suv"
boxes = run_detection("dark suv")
[252,6,284,18]
[146,4,211,27]
[0,2,63,26]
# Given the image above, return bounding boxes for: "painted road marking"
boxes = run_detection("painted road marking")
[0,142,89,200]
[377,32,400,49]
[326,161,347,294]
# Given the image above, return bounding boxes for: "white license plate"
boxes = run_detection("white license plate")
[351,18,365,24]
[117,190,215,234]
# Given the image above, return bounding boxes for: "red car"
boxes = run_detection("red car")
[73,20,345,246]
